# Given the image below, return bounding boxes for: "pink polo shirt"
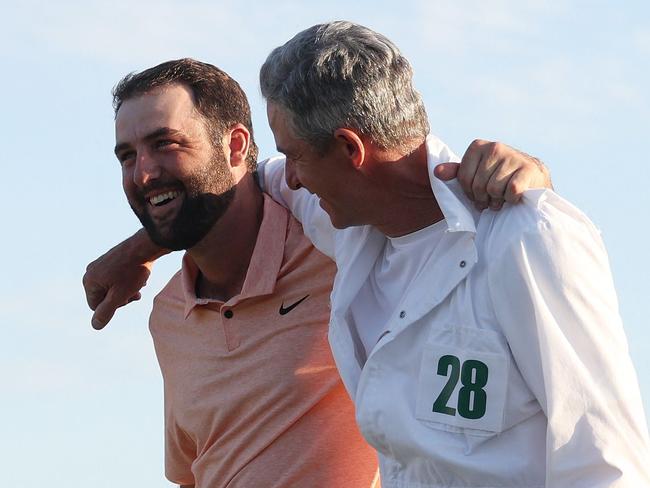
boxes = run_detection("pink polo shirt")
[149,195,379,487]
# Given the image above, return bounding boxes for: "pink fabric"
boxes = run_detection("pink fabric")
[150,195,379,487]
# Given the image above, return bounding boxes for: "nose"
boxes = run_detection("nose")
[285,159,302,190]
[133,150,161,188]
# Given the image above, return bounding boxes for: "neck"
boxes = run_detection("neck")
[188,173,263,301]
[369,141,444,237]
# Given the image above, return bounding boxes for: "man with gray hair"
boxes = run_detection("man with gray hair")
[257,21,650,487]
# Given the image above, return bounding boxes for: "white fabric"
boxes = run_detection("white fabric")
[351,220,447,358]
[258,135,650,487]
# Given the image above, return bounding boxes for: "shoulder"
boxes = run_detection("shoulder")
[150,269,185,327]
[477,189,603,259]
[255,155,285,190]
[280,210,336,281]
[153,269,184,304]
[274,211,337,318]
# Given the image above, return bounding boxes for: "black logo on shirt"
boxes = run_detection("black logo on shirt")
[279,295,310,315]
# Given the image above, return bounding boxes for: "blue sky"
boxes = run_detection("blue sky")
[2,1,648,486]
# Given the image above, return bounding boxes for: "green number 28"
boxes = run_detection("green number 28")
[432,355,488,419]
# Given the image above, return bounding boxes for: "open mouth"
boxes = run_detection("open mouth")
[148,190,182,207]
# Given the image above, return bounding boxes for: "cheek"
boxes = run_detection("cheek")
[285,159,296,176]
[121,166,131,186]
[121,168,138,200]
[296,164,319,184]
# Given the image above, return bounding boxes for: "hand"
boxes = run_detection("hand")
[434,139,552,210]
[83,229,167,329]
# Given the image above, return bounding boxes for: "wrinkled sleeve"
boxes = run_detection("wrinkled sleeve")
[487,197,650,487]
[257,156,336,259]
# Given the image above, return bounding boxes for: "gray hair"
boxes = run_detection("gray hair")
[260,21,430,155]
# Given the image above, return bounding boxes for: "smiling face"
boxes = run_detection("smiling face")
[115,83,236,250]
[267,102,373,229]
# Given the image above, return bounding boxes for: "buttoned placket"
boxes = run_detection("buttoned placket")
[180,195,288,353]
[366,232,476,362]
[350,234,477,486]
[189,299,241,352]
[219,302,240,351]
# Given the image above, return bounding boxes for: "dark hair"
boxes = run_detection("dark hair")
[113,58,258,170]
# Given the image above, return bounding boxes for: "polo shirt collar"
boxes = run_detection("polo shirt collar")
[426,134,478,234]
[180,194,288,318]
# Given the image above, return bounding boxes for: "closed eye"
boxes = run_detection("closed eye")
[117,151,136,166]
[276,145,301,161]
[156,139,179,150]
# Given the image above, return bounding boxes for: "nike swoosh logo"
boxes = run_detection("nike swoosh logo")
[279,294,310,315]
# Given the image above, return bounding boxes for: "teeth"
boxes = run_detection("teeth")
[149,191,181,206]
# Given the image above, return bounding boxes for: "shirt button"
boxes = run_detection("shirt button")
[224,310,234,319]
[399,311,406,318]
[459,260,466,268]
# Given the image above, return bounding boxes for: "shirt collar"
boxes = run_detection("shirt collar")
[426,134,478,234]
[180,194,288,318]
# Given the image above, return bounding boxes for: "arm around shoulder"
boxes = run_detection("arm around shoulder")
[83,228,169,329]
[437,140,553,210]
[258,156,337,259]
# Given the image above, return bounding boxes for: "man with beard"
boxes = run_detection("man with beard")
[110,58,380,488]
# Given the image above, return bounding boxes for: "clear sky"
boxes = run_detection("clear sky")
[2,1,648,486]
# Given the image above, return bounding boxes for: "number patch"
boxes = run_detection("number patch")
[432,355,488,419]
[415,344,508,433]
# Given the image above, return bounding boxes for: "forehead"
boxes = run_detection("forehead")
[115,84,205,142]
[266,103,306,152]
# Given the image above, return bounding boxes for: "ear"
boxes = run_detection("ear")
[333,128,366,169]
[225,124,250,169]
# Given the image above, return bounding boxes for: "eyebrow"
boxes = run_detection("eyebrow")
[114,127,184,156]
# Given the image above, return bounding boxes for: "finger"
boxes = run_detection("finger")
[484,157,514,208]
[84,282,107,311]
[92,309,114,330]
[433,162,460,181]
[488,196,504,210]
[91,290,122,330]
[457,140,484,200]
[504,168,532,203]
[474,200,488,211]
[127,292,142,304]
[471,155,496,208]
[472,142,512,206]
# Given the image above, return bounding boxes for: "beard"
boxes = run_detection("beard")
[130,149,236,251]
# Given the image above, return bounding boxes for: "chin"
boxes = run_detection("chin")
[327,212,358,230]
[332,220,363,230]
[330,219,350,229]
